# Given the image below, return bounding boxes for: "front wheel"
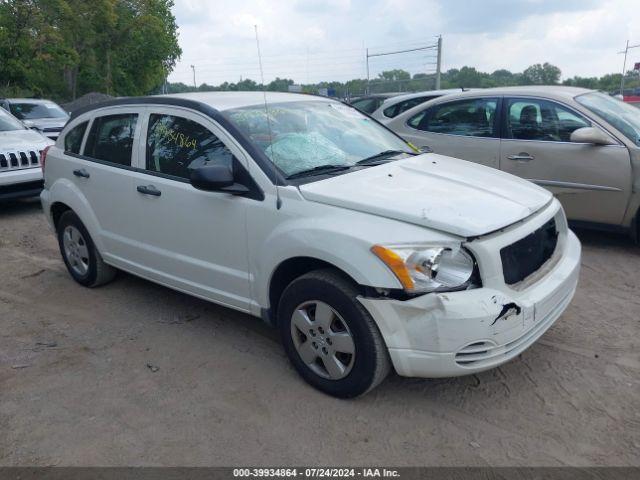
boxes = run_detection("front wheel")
[278,269,390,398]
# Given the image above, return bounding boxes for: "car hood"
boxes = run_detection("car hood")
[0,129,54,152]
[298,154,553,238]
[22,118,68,130]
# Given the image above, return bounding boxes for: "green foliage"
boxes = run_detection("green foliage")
[162,59,640,99]
[378,69,411,82]
[522,62,561,85]
[0,0,181,101]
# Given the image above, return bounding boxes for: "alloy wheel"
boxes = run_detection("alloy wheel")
[62,225,90,276]
[290,300,356,380]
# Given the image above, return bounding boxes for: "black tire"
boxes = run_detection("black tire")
[278,269,390,398]
[57,210,116,287]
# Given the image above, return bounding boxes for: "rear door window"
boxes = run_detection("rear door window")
[84,114,138,166]
[409,98,499,138]
[145,114,233,180]
[383,96,434,118]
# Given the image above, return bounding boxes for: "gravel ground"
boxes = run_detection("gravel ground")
[0,198,638,466]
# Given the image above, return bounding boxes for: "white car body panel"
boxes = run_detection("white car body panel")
[359,199,580,376]
[0,128,53,197]
[0,167,42,187]
[41,92,582,380]
[299,154,552,237]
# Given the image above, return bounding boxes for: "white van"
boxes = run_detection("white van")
[40,92,581,397]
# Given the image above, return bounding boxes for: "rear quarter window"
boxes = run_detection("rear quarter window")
[84,114,138,166]
[64,121,88,154]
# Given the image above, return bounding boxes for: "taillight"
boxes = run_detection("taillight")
[40,145,52,173]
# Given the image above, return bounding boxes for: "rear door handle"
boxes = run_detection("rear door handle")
[137,184,161,197]
[507,153,535,162]
[73,168,90,178]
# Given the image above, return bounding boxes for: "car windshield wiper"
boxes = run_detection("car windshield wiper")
[355,149,416,166]
[286,164,353,179]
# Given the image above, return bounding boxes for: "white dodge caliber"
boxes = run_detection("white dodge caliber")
[41,92,581,397]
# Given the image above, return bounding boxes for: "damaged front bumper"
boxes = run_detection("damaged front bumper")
[358,229,581,378]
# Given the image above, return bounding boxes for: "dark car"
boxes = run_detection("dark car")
[348,93,399,114]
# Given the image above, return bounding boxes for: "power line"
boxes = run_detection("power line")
[171,38,442,91]
[367,44,437,58]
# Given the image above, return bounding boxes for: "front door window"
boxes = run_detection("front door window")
[146,114,234,179]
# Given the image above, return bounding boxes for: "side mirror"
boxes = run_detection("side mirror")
[190,165,249,195]
[570,127,615,146]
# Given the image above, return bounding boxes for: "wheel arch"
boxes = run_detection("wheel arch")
[266,256,365,326]
[45,179,105,252]
[50,201,73,231]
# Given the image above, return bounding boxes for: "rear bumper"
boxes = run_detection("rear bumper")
[359,229,581,378]
[0,168,43,201]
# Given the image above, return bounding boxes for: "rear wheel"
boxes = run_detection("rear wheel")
[278,269,390,398]
[57,211,116,287]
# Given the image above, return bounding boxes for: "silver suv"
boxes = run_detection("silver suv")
[1,98,69,140]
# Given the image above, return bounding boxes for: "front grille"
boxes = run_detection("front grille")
[501,218,558,285]
[0,150,41,172]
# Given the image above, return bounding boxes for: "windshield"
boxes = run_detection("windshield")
[0,108,26,132]
[576,92,640,146]
[224,101,413,177]
[9,102,68,120]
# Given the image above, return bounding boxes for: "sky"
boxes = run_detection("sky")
[169,0,640,86]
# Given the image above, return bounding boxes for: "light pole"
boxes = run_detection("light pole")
[619,41,640,96]
[190,64,197,89]
[435,35,442,90]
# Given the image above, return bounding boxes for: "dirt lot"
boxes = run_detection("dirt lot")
[0,199,638,467]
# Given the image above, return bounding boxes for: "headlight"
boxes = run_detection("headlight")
[371,244,478,293]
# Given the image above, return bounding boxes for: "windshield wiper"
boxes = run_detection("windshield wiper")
[355,149,416,166]
[286,164,353,179]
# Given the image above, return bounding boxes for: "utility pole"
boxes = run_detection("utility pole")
[435,35,442,90]
[191,64,197,89]
[366,48,370,95]
[619,40,640,96]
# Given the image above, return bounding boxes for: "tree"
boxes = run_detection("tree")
[377,69,411,82]
[0,0,181,100]
[522,62,561,85]
[267,77,293,91]
[562,76,599,89]
[491,69,515,86]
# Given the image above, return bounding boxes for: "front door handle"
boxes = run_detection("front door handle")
[73,168,90,178]
[137,185,161,197]
[507,153,535,162]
